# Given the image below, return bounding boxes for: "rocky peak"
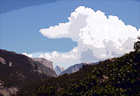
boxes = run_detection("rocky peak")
[33,58,53,69]
[54,65,65,76]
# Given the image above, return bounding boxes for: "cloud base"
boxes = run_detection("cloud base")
[24,6,140,68]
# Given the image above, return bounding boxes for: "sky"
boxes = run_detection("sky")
[0,0,140,68]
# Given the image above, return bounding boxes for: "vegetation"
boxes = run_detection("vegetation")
[18,37,140,96]
[0,50,56,88]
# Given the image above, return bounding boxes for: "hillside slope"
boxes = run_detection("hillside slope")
[18,38,140,96]
[0,49,56,96]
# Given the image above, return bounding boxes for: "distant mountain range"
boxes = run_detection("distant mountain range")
[0,49,103,95]
[17,43,140,96]
[60,62,94,75]
[60,63,84,75]
[0,49,56,96]
[54,65,64,75]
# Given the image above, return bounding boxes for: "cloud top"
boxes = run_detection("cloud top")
[38,6,140,68]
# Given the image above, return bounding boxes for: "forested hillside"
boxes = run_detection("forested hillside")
[18,37,140,96]
[0,50,56,96]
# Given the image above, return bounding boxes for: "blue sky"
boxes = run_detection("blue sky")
[0,0,139,53]
[0,0,140,68]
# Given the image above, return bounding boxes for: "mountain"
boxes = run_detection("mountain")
[60,62,93,75]
[33,58,53,69]
[54,65,64,75]
[17,37,140,96]
[18,46,140,96]
[0,49,56,96]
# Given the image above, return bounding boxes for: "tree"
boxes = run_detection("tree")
[134,36,140,52]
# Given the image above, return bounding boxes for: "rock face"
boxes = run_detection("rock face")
[0,49,57,96]
[33,58,53,69]
[54,65,65,76]
[60,63,92,75]
[0,85,18,96]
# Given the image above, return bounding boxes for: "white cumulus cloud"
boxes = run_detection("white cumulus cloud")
[37,6,140,68]
[22,53,33,58]
[22,48,80,68]
[38,47,80,68]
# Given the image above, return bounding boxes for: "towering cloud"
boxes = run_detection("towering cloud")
[33,6,140,68]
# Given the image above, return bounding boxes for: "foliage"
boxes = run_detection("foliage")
[18,38,140,96]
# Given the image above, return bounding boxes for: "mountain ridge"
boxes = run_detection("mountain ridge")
[60,62,98,75]
[33,58,53,69]
[0,49,56,96]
